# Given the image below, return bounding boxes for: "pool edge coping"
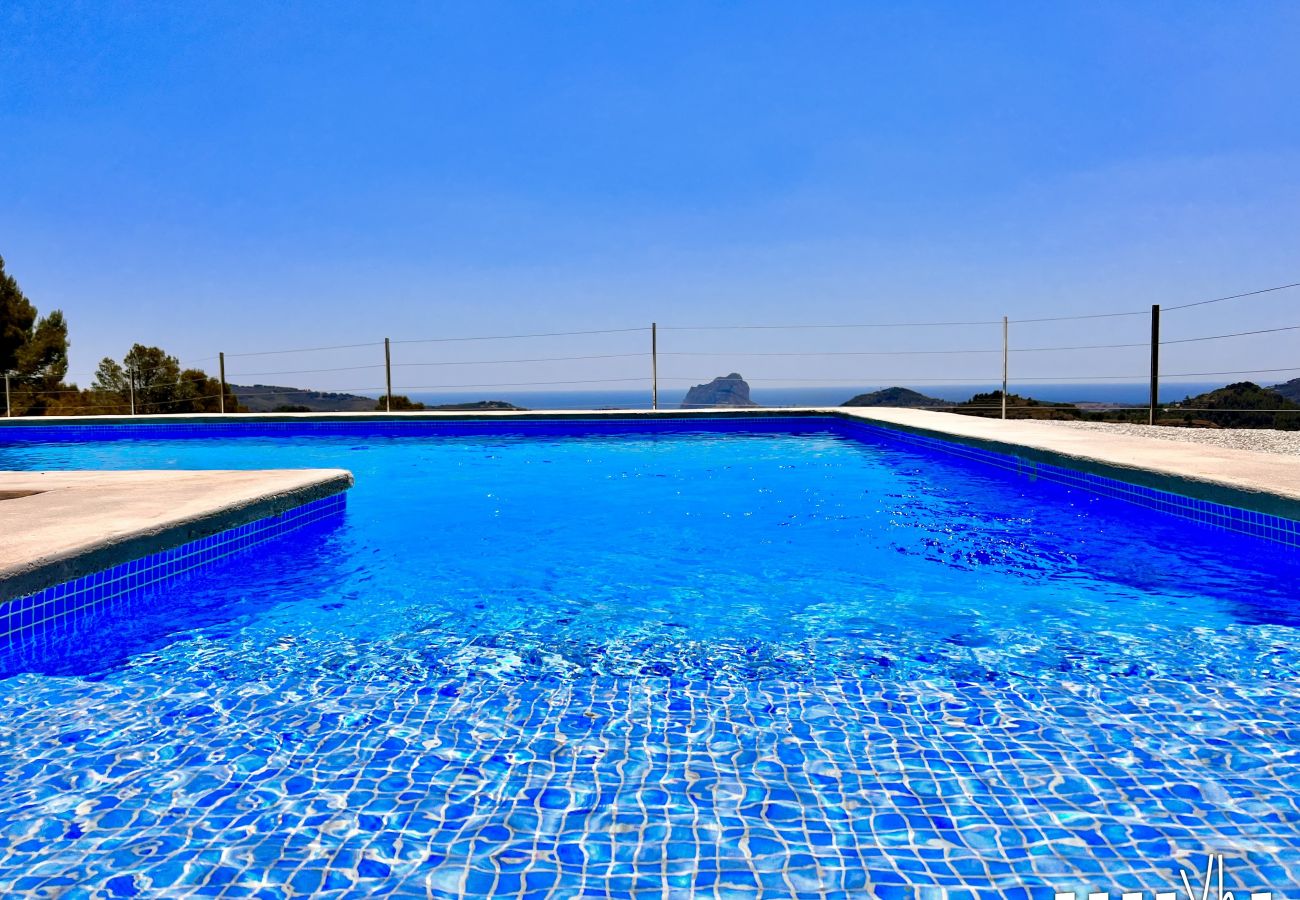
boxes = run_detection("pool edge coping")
[0,469,353,604]
[826,407,1300,519]
[2,404,1298,529]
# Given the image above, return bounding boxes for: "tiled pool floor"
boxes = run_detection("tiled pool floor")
[1,670,1295,898]
[3,425,1299,897]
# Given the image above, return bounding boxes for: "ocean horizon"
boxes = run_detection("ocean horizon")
[404,381,1230,410]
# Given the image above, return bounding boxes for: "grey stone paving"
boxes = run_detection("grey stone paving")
[1035,420,1300,457]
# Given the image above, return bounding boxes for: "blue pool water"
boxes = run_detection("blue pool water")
[0,418,1297,897]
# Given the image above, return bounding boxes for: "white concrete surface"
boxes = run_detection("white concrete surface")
[1033,418,1300,457]
[838,407,1300,505]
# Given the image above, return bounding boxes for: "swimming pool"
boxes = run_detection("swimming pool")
[1,416,1297,897]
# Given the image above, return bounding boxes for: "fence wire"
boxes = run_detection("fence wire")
[5,280,1297,421]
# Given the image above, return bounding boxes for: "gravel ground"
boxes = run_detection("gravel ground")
[1034,419,1300,456]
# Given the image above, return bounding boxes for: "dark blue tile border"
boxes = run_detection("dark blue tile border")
[0,412,825,442]
[0,493,346,655]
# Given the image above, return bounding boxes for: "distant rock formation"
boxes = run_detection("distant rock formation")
[841,386,945,408]
[681,373,757,408]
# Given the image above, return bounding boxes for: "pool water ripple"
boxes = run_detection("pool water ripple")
[1,670,1297,897]
[1,426,1298,896]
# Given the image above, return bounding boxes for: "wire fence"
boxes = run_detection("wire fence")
[3,281,1299,423]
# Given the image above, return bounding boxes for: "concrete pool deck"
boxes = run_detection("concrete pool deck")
[837,407,1300,512]
[0,468,353,602]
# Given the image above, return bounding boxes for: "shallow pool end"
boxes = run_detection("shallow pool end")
[0,468,353,605]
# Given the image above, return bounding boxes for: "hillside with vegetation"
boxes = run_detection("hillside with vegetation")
[234,388,526,413]
[946,391,1086,421]
[1164,382,1300,430]
[1270,377,1300,404]
[231,384,377,413]
[835,382,1300,430]
[842,387,946,408]
[374,396,523,412]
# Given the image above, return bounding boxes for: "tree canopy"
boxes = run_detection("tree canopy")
[0,254,247,416]
[92,344,238,414]
[0,256,71,414]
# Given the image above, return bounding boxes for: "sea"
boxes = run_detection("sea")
[407,382,1227,411]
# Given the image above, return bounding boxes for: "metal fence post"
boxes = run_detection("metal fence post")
[384,337,393,412]
[219,351,226,414]
[651,322,658,410]
[3,371,9,418]
[128,366,136,416]
[1001,316,1008,420]
[1149,304,1160,426]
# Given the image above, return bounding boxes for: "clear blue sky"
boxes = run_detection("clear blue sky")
[2,2,1298,397]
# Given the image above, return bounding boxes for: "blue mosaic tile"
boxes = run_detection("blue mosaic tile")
[0,413,822,443]
[1,672,1293,895]
[0,493,346,656]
